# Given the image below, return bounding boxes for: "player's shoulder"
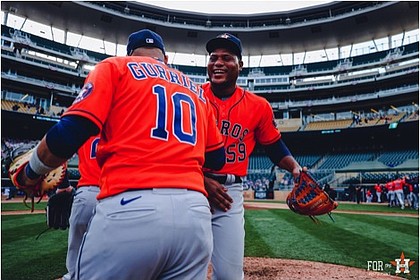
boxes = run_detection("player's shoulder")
[201,82,211,91]
[100,55,162,65]
[96,56,127,70]
[100,56,124,64]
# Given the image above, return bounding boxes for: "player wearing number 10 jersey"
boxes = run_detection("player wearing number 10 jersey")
[63,38,224,200]
[21,29,225,279]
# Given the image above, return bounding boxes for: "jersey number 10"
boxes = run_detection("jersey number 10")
[151,85,197,145]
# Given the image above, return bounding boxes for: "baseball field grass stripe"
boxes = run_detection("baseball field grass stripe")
[278,210,418,261]
[245,210,351,261]
[2,214,68,280]
[244,209,418,279]
[335,213,419,238]
[2,214,47,232]
[245,200,418,214]
[266,210,364,264]
[2,207,418,280]
[2,201,47,211]
[244,210,326,258]
[244,211,276,256]
[330,214,419,265]
[374,214,420,226]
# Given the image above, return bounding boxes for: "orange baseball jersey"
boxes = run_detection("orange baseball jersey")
[77,135,101,187]
[393,178,405,191]
[408,184,413,192]
[385,181,394,191]
[63,56,223,199]
[202,82,281,176]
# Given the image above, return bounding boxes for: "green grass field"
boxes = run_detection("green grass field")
[2,201,419,280]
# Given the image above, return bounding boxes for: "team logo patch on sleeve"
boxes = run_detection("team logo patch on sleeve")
[73,82,94,104]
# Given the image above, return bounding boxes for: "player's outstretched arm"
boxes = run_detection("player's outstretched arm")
[278,155,301,178]
[18,116,99,187]
[264,139,301,178]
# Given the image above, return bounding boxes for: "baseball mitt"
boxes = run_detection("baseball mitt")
[47,188,75,230]
[286,170,338,223]
[8,146,67,212]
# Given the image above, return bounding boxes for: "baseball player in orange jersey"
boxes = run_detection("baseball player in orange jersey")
[16,29,225,280]
[386,180,396,207]
[404,178,413,208]
[203,33,301,280]
[374,183,382,203]
[61,135,100,280]
[393,177,405,209]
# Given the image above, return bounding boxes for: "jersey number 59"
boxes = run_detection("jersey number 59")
[226,142,246,163]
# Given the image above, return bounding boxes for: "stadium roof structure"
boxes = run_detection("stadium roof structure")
[1,1,418,56]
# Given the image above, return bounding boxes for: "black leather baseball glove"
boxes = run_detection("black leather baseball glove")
[46,187,75,230]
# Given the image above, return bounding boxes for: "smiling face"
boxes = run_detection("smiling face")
[207,48,243,98]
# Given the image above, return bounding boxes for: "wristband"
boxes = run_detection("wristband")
[25,164,42,180]
[28,147,55,176]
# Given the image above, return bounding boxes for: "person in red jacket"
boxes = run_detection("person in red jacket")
[403,176,413,209]
[366,189,373,203]
[385,180,395,207]
[374,183,382,203]
[412,180,419,210]
[393,177,405,209]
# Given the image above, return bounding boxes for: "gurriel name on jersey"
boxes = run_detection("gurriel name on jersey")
[127,61,206,104]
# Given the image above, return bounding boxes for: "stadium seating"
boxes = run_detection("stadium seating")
[1,100,37,114]
[1,8,418,196]
[377,149,419,167]
[404,111,419,122]
[304,119,353,131]
[318,152,375,170]
[374,112,405,126]
[275,118,301,132]
[248,155,273,170]
[342,171,419,185]
[294,154,322,169]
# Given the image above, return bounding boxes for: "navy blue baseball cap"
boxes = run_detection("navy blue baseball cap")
[126,29,166,56]
[206,33,242,60]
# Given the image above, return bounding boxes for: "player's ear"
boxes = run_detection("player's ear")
[164,54,169,64]
[238,60,243,71]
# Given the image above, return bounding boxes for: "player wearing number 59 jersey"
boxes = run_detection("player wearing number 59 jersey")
[203,33,301,280]
[202,82,280,177]
[19,29,225,280]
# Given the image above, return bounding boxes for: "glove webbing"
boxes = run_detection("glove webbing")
[290,171,337,223]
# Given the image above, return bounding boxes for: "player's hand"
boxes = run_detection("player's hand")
[56,185,74,194]
[204,176,233,213]
[17,169,41,188]
[294,166,307,178]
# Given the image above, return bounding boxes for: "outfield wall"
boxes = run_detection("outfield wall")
[244,190,289,201]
